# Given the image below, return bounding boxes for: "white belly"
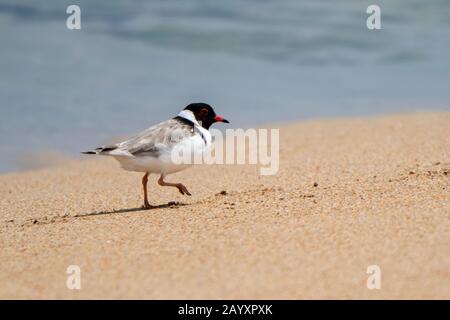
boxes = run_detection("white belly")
[114,155,192,174]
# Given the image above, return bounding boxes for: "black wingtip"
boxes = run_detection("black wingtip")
[81,151,96,155]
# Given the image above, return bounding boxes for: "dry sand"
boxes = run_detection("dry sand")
[1,112,449,299]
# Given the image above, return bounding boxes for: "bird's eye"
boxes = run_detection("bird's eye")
[200,108,208,116]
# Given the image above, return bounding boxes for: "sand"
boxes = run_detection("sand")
[0,112,449,299]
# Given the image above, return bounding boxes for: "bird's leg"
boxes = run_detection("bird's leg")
[142,173,151,209]
[158,174,192,196]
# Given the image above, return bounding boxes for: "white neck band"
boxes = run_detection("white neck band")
[177,110,200,126]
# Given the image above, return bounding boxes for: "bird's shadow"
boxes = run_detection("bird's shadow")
[75,202,188,219]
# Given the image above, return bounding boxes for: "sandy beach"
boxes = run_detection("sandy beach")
[0,112,449,299]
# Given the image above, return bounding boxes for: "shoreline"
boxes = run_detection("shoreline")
[2,110,448,175]
[1,112,449,299]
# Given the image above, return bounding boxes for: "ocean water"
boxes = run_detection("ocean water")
[1,0,450,172]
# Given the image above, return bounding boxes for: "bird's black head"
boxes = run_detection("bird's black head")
[184,103,229,129]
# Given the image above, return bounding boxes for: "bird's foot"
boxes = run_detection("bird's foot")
[143,201,152,209]
[176,184,192,196]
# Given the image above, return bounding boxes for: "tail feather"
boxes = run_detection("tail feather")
[81,145,118,155]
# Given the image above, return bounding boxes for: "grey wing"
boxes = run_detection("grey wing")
[117,119,194,157]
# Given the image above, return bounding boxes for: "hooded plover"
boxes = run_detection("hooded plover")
[82,103,229,208]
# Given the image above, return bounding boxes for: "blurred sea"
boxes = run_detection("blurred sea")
[1,0,450,172]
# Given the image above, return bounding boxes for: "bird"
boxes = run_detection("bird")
[82,103,229,209]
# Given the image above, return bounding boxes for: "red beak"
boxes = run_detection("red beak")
[215,115,229,123]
